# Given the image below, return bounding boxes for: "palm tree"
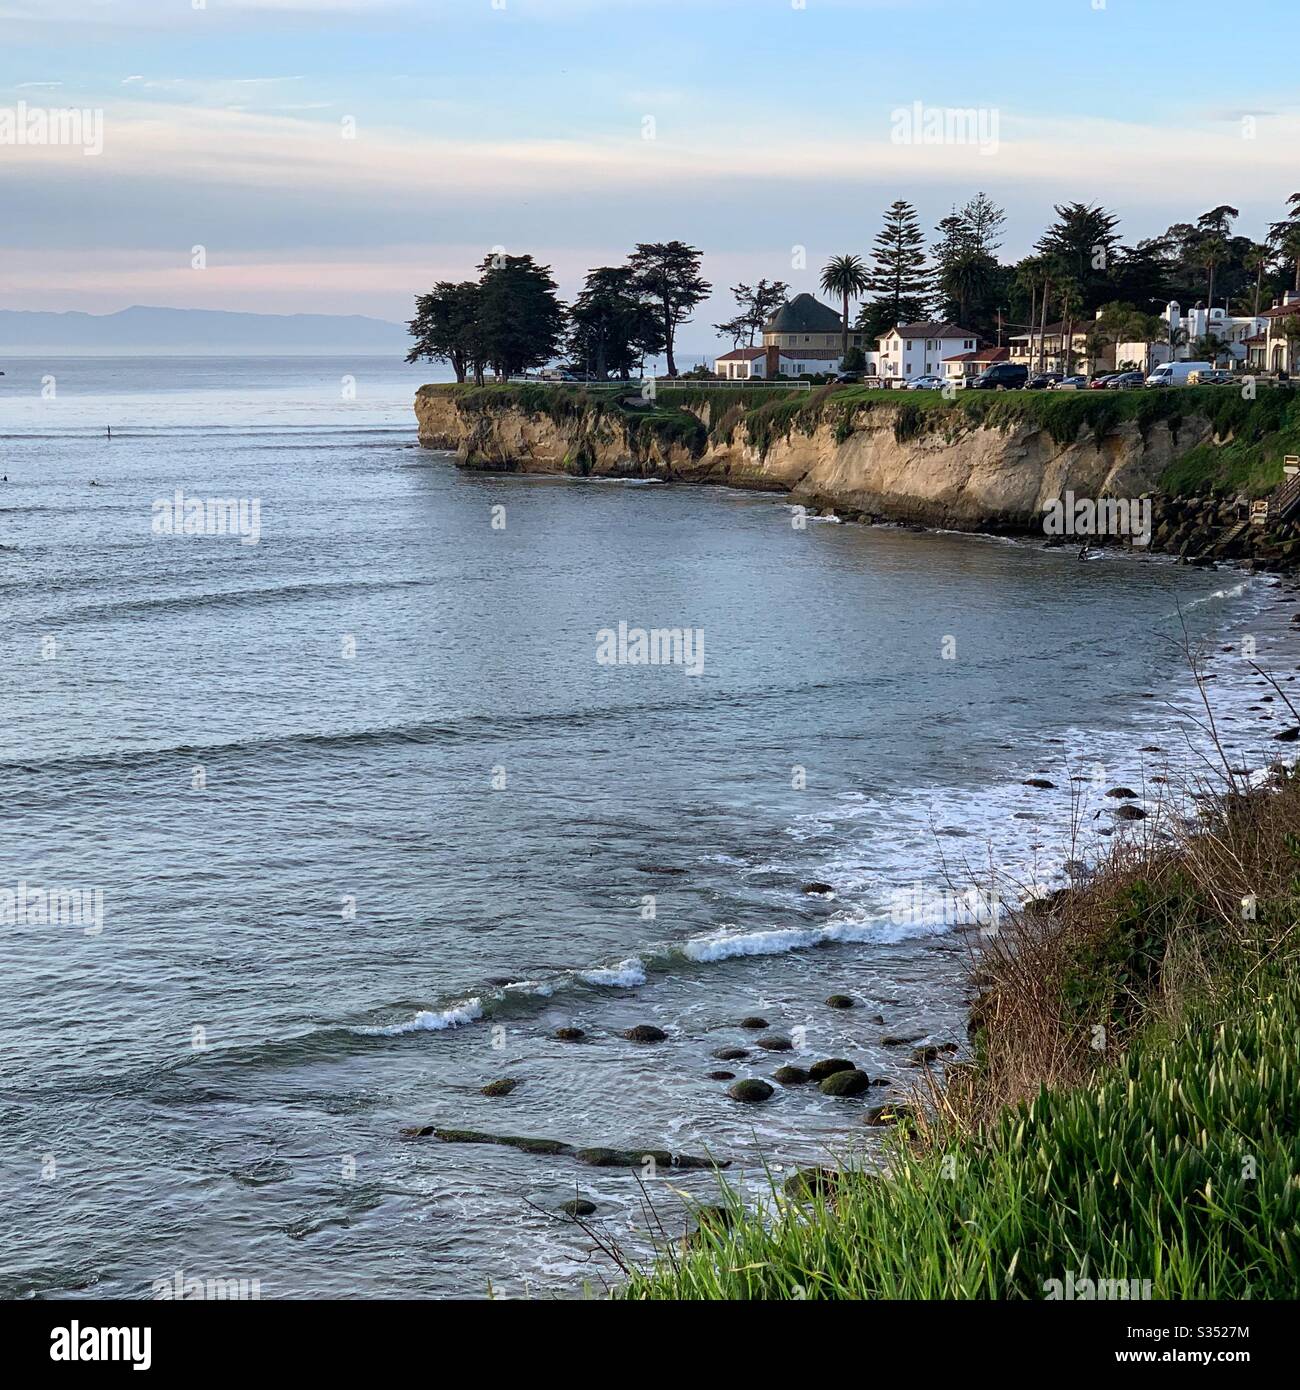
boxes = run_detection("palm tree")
[1056,278,1084,376]
[941,251,994,330]
[1013,257,1044,370]
[820,254,870,360]
[1196,235,1228,308]
[1244,243,1270,317]
[1128,312,1166,374]
[1167,322,1189,365]
[1282,318,1300,374]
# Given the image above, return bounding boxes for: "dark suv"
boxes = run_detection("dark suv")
[969,362,1029,390]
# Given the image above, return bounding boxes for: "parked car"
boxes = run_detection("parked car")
[1025,372,1062,390]
[1189,368,1234,385]
[968,362,1029,390]
[1088,373,1118,389]
[905,374,946,390]
[1145,360,1215,387]
[1051,375,1090,390]
[1106,371,1146,390]
[834,370,863,384]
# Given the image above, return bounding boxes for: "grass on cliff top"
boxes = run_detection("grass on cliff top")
[418,381,1300,497]
[624,744,1300,1300]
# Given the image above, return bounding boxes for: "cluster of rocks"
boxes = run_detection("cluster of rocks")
[1144,492,1300,570]
[413,993,958,1222]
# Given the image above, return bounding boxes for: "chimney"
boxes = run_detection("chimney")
[765,344,779,378]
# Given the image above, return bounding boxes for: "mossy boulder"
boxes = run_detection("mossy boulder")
[480,1077,520,1097]
[739,1016,768,1030]
[808,1057,855,1082]
[712,1046,748,1061]
[825,994,855,1009]
[772,1065,810,1085]
[727,1078,775,1104]
[559,1199,596,1218]
[818,1068,870,1097]
[756,1033,793,1051]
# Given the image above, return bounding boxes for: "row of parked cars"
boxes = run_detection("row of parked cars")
[879,360,1238,392]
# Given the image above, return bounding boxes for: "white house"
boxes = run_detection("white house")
[878,322,978,380]
[714,344,879,379]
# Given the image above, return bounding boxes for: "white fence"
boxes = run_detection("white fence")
[506,376,812,392]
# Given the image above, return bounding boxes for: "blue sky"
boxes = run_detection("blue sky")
[2,0,1297,347]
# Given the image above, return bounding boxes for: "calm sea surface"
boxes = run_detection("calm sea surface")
[1,356,1293,1298]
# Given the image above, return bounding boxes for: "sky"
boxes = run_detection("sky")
[2,0,1298,350]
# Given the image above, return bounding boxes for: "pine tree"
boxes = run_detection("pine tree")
[859,200,931,335]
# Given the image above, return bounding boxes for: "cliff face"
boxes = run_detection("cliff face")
[414,387,1213,532]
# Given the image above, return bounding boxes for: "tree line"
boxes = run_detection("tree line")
[409,194,1300,381]
[407,242,709,382]
[826,191,1300,354]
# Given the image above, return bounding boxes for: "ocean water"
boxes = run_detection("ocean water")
[2,356,1296,1299]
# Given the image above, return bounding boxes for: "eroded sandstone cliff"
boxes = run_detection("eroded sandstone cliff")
[415,385,1218,534]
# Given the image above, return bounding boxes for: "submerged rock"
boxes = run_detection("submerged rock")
[480,1078,521,1097]
[825,994,855,1009]
[727,1078,774,1104]
[1106,786,1139,799]
[708,1070,736,1081]
[428,1128,572,1156]
[554,1027,585,1041]
[559,1199,597,1218]
[1114,804,1148,820]
[1024,778,1054,790]
[755,1033,793,1051]
[801,881,835,896]
[575,1147,723,1170]
[622,1024,667,1043]
[819,1068,871,1097]
[881,1033,925,1047]
[712,1046,748,1061]
[739,1016,768,1030]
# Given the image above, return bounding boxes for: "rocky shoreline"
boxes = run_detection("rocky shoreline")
[415,383,1300,575]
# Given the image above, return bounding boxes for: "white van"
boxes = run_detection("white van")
[1145,361,1214,387]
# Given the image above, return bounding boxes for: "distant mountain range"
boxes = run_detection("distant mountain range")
[0,305,411,355]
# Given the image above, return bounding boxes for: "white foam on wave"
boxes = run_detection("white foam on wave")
[678,907,927,963]
[358,998,483,1036]
[578,957,647,987]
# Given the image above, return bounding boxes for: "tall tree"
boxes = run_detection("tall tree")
[1195,235,1229,308]
[628,241,710,377]
[958,191,1006,258]
[475,253,566,379]
[1035,202,1121,312]
[714,278,789,348]
[406,280,484,384]
[819,254,870,358]
[1270,194,1300,292]
[861,200,931,333]
[568,266,663,379]
[1244,243,1271,317]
